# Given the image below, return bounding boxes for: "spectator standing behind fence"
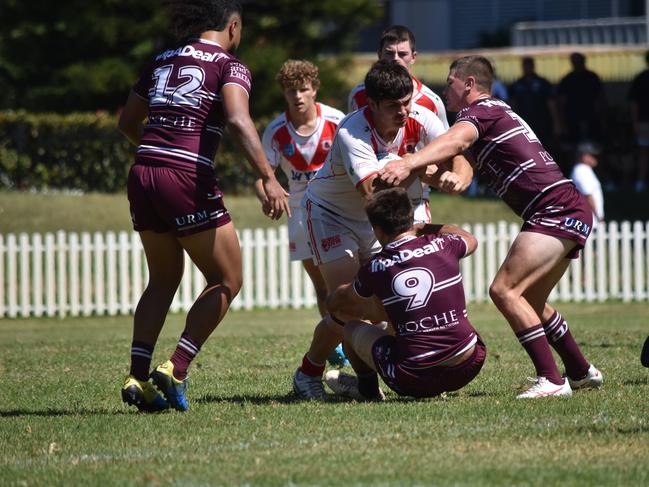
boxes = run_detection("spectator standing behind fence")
[556,53,605,165]
[509,57,557,149]
[628,50,649,193]
[570,142,604,226]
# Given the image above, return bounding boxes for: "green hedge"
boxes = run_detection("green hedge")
[0,111,269,193]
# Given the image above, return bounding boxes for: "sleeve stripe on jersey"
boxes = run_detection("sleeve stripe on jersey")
[455,120,480,140]
[458,236,469,258]
[355,171,379,188]
[221,82,250,97]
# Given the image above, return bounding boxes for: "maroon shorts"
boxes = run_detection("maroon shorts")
[371,336,487,398]
[127,164,231,237]
[521,183,593,259]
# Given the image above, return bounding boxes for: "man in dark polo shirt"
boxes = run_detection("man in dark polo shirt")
[325,188,485,400]
[379,55,603,399]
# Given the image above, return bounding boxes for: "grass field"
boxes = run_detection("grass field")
[1,187,646,235]
[0,190,518,234]
[1,302,648,486]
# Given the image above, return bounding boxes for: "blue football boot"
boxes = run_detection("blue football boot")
[150,361,189,412]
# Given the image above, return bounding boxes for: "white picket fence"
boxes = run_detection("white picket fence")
[1,221,648,318]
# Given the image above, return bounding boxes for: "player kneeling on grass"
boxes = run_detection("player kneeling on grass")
[324,188,486,400]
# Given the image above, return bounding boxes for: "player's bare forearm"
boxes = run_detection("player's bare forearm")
[380,123,477,186]
[253,178,273,217]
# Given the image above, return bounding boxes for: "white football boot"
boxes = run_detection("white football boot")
[325,369,385,401]
[567,364,603,390]
[516,376,573,399]
[293,368,327,400]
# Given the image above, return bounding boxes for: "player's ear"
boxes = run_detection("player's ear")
[411,50,417,64]
[228,17,239,38]
[465,76,475,91]
[367,97,378,112]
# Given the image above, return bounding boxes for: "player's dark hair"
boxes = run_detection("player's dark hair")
[379,25,416,53]
[165,0,242,40]
[365,188,413,237]
[365,60,413,103]
[449,55,493,93]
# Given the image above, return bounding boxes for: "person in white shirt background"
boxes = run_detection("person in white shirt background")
[570,142,604,226]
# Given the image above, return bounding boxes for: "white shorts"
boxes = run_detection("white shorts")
[412,199,431,224]
[303,198,381,265]
[287,206,313,261]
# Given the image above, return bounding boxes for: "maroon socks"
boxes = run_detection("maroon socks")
[170,332,201,381]
[543,311,590,380]
[516,324,563,385]
[300,353,325,377]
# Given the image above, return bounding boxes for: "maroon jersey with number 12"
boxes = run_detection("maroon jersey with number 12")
[132,38,252,175]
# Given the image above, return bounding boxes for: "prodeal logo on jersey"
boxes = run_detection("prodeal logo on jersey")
[156,45,228,63]
[371,237,446,272]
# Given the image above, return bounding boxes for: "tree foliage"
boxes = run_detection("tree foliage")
[0,0,383,116]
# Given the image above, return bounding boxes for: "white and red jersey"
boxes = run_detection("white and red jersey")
[306,105,446,221]
[262,103,345,207]
[347,76,449,130]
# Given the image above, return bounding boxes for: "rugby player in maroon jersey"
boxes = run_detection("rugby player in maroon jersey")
[325,188,485,400]
[379,56,602,398]
[118,0,289,412]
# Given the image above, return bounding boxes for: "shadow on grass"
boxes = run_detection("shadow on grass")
[195,393,303,405]
[0,408,133,418]
[621,376,649,386]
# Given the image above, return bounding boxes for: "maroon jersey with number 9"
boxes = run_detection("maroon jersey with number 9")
[353,233,478,369]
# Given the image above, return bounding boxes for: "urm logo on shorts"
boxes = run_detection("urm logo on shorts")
[175,210,208,228]
[563,217,591,236]
[321,235,342,252]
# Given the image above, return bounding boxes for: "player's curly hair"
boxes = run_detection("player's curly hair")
[365,60,413,103]
[276,60,321,90]
[164,0,242,40]
[449,55,493,93]
[365,188,413,237]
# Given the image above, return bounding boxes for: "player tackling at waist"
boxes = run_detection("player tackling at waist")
[379,55,603,399]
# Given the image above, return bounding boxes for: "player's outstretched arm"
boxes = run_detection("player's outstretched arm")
[379,122,478,186]
[117,91,149,146]
[414,223,478,256]
[423,154,474,194]
[222,84,290,220]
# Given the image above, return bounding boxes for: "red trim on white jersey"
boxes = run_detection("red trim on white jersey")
[271,103,337,172]
[362,107,425,156]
